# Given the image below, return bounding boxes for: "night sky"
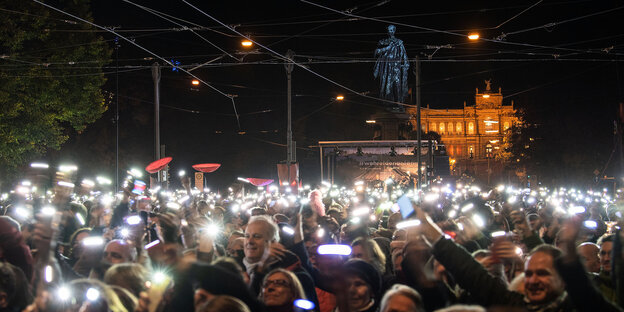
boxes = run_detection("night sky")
[41,0,624,188]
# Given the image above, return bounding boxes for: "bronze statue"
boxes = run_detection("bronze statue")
[374,25,409,110]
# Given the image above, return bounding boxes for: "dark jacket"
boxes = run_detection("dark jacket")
[248,248,320,312]
[432,238,575,311]
[555,256,622,312]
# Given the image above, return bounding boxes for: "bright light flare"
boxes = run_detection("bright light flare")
[294,299,315,310]
[82,236,104,247]
[468,33,480,40]
[45,265,53,283]
[59,164,78,172]
[57,286,71,301]
[317,244,352,256]
[241,39,253,47]
[86,287,100,301]
[41,206,56,216]
[31,162,49,169]
[396,219,421,229]
[125,215,142,225]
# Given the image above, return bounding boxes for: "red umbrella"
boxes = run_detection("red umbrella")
[145,157,172,174]
[247,178,274,187]
[192,163,221,173]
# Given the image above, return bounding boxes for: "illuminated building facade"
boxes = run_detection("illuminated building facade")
[407,81,520,178]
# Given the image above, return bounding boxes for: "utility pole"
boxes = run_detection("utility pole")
[151,62,161,181]
[114,37,120,193]
[414,56,422,189]
[285,50,295,165]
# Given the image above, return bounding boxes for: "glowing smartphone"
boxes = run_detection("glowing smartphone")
[397,194,414,219]
[132,180,146,195]
[317,244,352,256]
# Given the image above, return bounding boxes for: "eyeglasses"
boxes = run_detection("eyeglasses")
[262,279,290,288]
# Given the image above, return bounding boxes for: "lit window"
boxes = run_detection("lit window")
[448,122,453,134]
[456,123,462,133]
[431,123,436,132]
[439,123,445,133]
[468,122,474,134]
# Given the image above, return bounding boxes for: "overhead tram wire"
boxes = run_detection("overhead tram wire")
[120,0,239,61]
[265,0,391,48]
[300,0,624,57]
[31,0,242,130]
[181,0,415,109]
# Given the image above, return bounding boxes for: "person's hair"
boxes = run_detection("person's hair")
[230,231,244,238]
[379,284,424,312]
[212,257,246,280]
[106,239,138,262]
[0,263,16,306]
[109,285,138,311]
[597,233,615,246]
[259,269,306,302]
[352,237,387,274]
[434,304,486,312]
[195,295,251,312]
[103,263,148,297]
[529,244,562,259]
[247,215,280,242]
[471,249,491,259]
[69,278,128,312]
[67,227,92,258]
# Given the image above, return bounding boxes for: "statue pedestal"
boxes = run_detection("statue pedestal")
[371,112,410,140]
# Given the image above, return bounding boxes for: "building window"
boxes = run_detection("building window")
[468,122,474,134]
[439,123,445,133]
[447,122,453,134]
[456,123,462,133]
[431,122,436,132]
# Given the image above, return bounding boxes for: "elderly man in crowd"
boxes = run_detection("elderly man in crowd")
[242,215,319,310]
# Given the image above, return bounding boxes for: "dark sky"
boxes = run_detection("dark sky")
[46,0,624,188]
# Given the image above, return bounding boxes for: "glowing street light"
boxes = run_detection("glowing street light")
[191,79,200,86]
[366,120,376,124]
[468,33,480,40]
[30,162,49,169]
[241,39,253,47]
[336,95,344,101]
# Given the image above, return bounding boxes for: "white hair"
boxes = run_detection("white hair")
[247,215,280,242]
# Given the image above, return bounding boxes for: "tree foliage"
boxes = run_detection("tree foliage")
[0,0,111,175]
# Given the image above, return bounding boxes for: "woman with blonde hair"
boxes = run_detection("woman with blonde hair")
[351,237,387,274]
[260,268,306,312]
[195,295,251,312]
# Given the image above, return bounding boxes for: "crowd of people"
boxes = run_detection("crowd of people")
[0,168,623,312]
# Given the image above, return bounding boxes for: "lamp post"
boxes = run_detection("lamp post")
[151,63,161,181]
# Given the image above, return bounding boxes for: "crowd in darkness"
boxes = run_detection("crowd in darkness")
[0,172,623,312]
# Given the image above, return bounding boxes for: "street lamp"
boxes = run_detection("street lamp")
[191,79,200,86]
[335,95,344,101]
[468,33,479,40]
[241,39,253,47]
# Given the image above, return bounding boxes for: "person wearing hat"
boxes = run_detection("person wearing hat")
[335,259,382,312]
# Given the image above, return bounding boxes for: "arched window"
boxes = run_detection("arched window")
[448,122,453,134]
[456,123,462,133]
[430,122,436,132]
[468,122,475,134]
[439,123,445,133]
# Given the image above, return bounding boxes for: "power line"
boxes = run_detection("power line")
[182,0,417,108]
[299,0,624,57]
[31,0,242,130]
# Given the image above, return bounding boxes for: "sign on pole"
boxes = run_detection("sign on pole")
[195,172,204,190]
